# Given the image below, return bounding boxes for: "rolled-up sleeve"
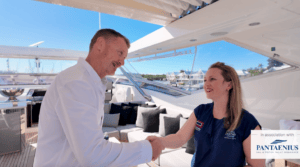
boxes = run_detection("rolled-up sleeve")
[55,80,152,166]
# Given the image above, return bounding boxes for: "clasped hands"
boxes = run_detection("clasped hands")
[146,136,165,161]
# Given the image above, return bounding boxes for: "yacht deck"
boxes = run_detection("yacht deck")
[0,131,155,167]
[0,132,37,167]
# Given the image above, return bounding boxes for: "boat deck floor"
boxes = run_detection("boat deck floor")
[0,132,38,167]
[0,132,155,167]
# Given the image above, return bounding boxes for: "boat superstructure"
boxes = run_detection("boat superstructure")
[36,0,299,130]
[0,0,298,131]
[0,0,300,166]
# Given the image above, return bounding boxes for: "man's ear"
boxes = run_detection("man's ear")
[95,37,106,53]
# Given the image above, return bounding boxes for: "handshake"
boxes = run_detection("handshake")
[146,136,165,161]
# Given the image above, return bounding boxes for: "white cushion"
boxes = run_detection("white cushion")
[104,103,111,114]
[166,108,182,115]
[159,148,193,167]
[114,87,132,102]
[145,102,156,106]
[116,124,138,131]
[125,87,132,102]
[135,106,159,128]
[105,92,112,101]
[116,125,143,141]
[160,106,191,118]
[106,81,113,90]
[159,113,182,137]
[102,127,120,140]
[279,119,300,130]
[127,130,161,143]
[103,113,120,128]
[180,117,188,148]
[127,130,193,166]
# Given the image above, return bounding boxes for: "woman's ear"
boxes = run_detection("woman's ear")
[227,81,233,90]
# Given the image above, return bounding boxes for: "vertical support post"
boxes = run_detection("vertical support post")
[35,58,40,73]
[189,46,197,89]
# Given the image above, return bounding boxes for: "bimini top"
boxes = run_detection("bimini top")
[0,45,88,60]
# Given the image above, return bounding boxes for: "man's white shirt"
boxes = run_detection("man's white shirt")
[33,58,152,167]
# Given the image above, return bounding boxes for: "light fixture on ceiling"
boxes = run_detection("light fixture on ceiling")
[210,32,228,36]
[190,39,197,42]
[249,22,260,26]
[134,53,139,56]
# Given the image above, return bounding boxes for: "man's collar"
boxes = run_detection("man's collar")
[77,57,107,86]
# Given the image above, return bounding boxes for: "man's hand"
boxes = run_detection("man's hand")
[146,136,165,161]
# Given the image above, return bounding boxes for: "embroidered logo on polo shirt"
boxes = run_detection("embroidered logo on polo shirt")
[225,130,236,140]
[195,120,204,131]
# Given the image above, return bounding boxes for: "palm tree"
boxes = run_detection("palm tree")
[258,64,263,70]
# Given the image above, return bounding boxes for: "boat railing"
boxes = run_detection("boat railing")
[119,67,152,101]
[119,67,191,99]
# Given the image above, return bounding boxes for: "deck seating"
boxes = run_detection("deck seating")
[103,101,194,166]
[105,81,113,103]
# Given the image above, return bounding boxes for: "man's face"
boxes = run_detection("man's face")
[102,37,128,76]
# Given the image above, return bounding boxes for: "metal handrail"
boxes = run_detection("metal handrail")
[119,67,152,101]
[120,67,191,97]
[134,77,191,96]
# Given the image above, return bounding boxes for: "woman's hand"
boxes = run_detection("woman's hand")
[146,136,165,161]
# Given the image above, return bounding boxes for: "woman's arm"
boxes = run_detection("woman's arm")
[243,125,265,167]
[161,112,197,149]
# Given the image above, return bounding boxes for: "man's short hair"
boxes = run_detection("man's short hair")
[89,29,130,52]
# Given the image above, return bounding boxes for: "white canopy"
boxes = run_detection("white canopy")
[0,45,88,60]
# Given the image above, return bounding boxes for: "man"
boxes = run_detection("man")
[33,29,164,167]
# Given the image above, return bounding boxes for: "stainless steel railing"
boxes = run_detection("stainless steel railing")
[119,67,191,101]
[119,67,152,101]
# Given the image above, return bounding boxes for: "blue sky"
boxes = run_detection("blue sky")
[127,41,269,75]
[0,0,269,74]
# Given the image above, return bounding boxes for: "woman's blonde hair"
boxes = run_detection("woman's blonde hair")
[209,62,243,131]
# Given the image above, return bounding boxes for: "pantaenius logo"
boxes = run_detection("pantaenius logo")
[256,139,298,151]
[271,140,287,144]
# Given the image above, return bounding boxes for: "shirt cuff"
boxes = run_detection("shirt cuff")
[139,140,153,163]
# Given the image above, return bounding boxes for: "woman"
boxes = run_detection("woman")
[147,62,265,167]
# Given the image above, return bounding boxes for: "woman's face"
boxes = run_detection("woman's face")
[204,68,232,101]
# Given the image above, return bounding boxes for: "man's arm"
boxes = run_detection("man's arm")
[56,80,153,166]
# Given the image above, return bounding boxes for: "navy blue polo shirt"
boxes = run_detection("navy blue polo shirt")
[191,103,260,167]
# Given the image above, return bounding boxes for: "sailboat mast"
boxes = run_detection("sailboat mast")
[99,13,101,30]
